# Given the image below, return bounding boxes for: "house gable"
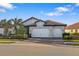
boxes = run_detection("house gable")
[23,17,43,26]
[23,17,38,26]
[35,20,45,27]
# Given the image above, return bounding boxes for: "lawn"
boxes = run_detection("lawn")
[64,39,79,42]
[64,39,79,46]
[0,39,15,44]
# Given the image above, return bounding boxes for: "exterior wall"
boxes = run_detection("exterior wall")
[0,28,4,35]
[72,29,76,33]
[0,27,14,35]
[0,27,15,35]
[77,29,79,33]
[23,19,37,26]
[65,29,71,33]
[36,21,44,27]
[29,26,64,37]
[65,29,76,33]
[65,29,79,33]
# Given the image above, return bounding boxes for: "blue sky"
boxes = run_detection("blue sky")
[0,3,79,25]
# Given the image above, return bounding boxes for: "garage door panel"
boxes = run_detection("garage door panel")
[53,29,63,37]
[31,29,50,37]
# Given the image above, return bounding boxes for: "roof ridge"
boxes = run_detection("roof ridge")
[23,17,43,23]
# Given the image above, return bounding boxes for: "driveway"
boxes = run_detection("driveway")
[0,41,79,56]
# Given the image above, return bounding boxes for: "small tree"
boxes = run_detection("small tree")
[16,25,27,39]
[10,18,27,39]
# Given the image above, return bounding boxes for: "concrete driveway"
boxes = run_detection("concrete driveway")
[0,41,79,56]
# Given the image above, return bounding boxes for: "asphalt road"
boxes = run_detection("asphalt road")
[0,41,79,56]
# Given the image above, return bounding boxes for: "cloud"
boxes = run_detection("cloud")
[0,1,16,13]
[43,3,79,17]
[75,3,79,7]
[45,12,63,16]
[55,7,70,12]
[42,3,79,17]
[0,3,16,10]
[0,9,6,13]
[45,6,70,16]
[46,12,55,16]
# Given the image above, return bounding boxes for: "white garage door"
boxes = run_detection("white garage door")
[53,29,63,37]
[31,29,50,37]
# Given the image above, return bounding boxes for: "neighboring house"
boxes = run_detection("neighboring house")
[0,25,14,36]
[23,17,66,38]
[65,22,79,33]
[0,27,4,35]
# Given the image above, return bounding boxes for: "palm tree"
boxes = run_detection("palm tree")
[10,18,23,36]
[0,19,12,36]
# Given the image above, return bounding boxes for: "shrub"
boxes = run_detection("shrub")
[9,34,27,39]
[63,33,72,39]
[72,33,79,36]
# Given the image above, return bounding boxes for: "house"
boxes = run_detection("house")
[65,22,79,33]
[0,25,14,36]
[23,17,66,38]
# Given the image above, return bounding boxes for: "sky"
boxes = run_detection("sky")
[0,3,79,25]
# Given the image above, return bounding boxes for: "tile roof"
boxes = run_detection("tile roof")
[65,22,79,29]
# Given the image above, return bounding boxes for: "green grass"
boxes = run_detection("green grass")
[0,39,15,44]
[64,39,79,46]
[64,39,79,42]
